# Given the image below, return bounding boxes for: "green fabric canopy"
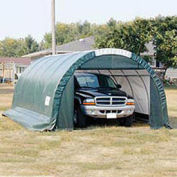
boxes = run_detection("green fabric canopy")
[4,48,170,131]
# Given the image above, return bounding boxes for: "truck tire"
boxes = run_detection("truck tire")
[124,115,133,127]
[118,114,134,127]
[118,118,125,126]
[74,107,87,128]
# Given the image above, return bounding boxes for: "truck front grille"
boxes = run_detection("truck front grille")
[95,96,127,106]
[100,110,122,114]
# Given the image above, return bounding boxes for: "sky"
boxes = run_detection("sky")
[0,0,176,42]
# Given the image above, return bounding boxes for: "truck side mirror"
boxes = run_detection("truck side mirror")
[117,84,122,89]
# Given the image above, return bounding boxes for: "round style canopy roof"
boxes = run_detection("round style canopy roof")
[4,48,169,131]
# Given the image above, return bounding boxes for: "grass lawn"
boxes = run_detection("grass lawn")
[0,85,177,177]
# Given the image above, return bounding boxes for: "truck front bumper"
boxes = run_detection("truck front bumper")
[80,105,135,119]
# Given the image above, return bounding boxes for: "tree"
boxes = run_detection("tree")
[42,21,94,49]
[24,35,39,54]
[77,21,92,38]
[0,38,24,57]
[43,23,77,48]
[0,15,176,68]
[95,18,153,55]
[0,36,39,57]
[107,18,117,29]
[153,16,177,74]
[42,33,52,49]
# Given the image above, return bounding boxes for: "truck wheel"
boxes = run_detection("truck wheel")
[118,118,125,126]
[74,107,87,128]
[125,115,133,127]
[118,114,133,127]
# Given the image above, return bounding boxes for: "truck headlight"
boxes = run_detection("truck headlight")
[83,98,95,105]
[126,99,135,106]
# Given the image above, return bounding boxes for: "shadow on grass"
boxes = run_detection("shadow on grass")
[74,117,148,131]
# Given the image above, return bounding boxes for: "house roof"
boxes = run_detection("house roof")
[56,36,95,52]
[23,36,95,59]
[0,57,31,65]
[23,35,155,60]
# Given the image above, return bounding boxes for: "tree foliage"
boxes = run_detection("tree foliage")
[95,16,177,69]
[0,16,176,72]
[23,35,39,54]
[42,21,94,49]
[95,18,153,55]
[152,16,177,69]
[0,38,24,57]
[0,35,39,57]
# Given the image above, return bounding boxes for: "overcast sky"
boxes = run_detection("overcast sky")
[0,0,176,42]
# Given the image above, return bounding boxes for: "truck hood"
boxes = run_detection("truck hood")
[76,88,128,98]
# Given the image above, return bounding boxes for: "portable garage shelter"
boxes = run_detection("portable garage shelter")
[4,48,170,131]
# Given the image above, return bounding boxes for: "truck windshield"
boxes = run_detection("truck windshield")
[76,74,117,89]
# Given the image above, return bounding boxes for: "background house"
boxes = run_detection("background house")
[23,36,161,67]
[0,57,31,83]
[23,36,95,60]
